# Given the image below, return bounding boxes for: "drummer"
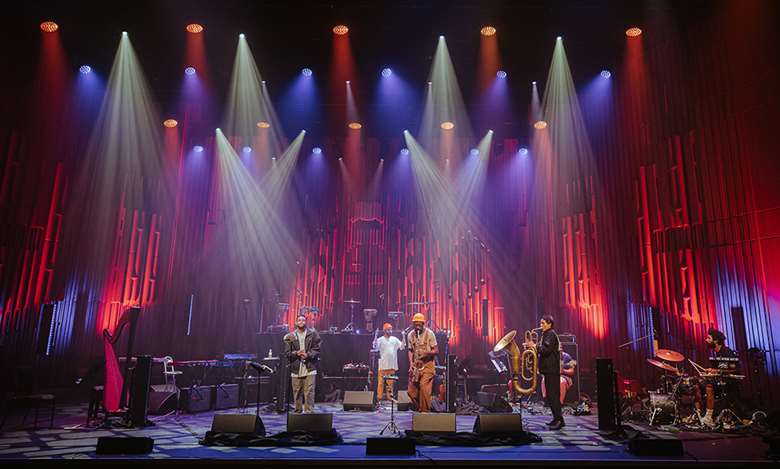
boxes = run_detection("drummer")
[693,328,737,426]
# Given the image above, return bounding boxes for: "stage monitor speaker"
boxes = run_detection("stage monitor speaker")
[287,413,333,432]
[129,355,152,427]
[215,383,240,410]
[366,437,416,456]
[476,391,512,413]
[148,385,178,414]
[412,412,456,433]
[596,358,617,431]
[96,436,153,455]
[473,414,523,434]
[343,390,375,411]
[36,303,55,356]
[628,437,683,457]
[210,414,266,436]
[180,386,213,413]
[397,390,411,411]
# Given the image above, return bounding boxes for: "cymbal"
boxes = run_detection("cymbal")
[646,358,679,374]
[344,299,361,304]
[656,349,685,362]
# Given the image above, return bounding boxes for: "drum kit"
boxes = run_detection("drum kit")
[644,348,745,428]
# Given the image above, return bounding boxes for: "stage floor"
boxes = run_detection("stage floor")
[0,402,773,466]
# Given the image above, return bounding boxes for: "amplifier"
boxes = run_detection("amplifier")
[180,386,213,413]
[214,384,240,410]
[239,376,273,405]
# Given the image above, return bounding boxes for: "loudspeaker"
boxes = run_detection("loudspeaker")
[239,376,273,405]
[473,414,523,434]
[628,438,684,456]
[343,391,375,411]
[96,436,153,455]
[481,299,489,337]
[181,386,213,413]
[211,414,265,436]
[366,437,416,455]
[129,356,152,427]
[412,413,456,433]
[596,358,617,431]
[148,385,178,414]
[287,413,333,432]
[214,384,240,410]
[476,391,512,413]
[396,390,411,411]
[36,303,56,356]
[446,354,457,412]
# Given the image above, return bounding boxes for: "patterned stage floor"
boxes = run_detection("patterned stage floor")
[0,402,772,465]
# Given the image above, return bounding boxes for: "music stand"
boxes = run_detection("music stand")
[379,375,400,435]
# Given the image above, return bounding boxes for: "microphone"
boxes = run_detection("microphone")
[248,361,275,374]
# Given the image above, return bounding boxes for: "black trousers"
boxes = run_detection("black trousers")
[542,372,563,421]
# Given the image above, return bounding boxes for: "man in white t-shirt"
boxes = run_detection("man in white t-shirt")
[375,323,404,401]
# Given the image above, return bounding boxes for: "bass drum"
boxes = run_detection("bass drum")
[648,391,677,425]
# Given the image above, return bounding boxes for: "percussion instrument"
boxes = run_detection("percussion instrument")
[646,358,680,374]
[656,349,685,362]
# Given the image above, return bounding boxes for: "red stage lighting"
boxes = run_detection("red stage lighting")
[480,26,496,36]
[257,121,271,129]
[347,122,362,130]
[533,120,548,130]
[333,24,349,35]
[440,121,455,130]
[163,119,178,128]
[626,27,642,37]
[186,23,204,34]
[40,21,58,33]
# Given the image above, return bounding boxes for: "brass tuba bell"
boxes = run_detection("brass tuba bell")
[493,329,539,399]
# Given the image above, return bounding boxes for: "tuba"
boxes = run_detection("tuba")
[493,329,539,399]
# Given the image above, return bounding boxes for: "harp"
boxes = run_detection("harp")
[102,307,141,412]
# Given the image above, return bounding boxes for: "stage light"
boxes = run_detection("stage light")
[626,27,642,37]
[312,147,322,154]
[440,121,455,130]
[347,122,362,130]
[496,70,507,79]
[271,156,277,161]
[239,33,245,38]
[346,80,351,84]
[532,81,537,85]
[122,31,127,36]
[333,24,349,35]
[40,21,58,33]
[338,157,343,161]
[533,120,548,129]
[400,148,410,156]
[79,65,92,74]
[242,146,252,153]
[480,26,496,36]
[193,145,204,153]
[518,147,529,156]
[439,35,444,39]
[257,121,271,129]
[302,68,313,76]
[186,23,204,33]
[600,70,611,79]
[470,148,479,157]
[556,36,562,40]
[185,66,196,75]
[163,119,178,128]
[381,68,392,77]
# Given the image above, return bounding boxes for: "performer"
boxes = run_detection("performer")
[693,328,737,426]
[541,351,577,405]
[534,314,564,430]
[284,314,321,413]
[375,323,404,401]
[407,313,438,412]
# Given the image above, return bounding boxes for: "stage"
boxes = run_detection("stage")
[0,402,773,466]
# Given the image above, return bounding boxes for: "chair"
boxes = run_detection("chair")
[1,393,56,430]
[86,385,105,425]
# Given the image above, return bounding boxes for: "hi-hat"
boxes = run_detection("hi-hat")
[656,349,685,362]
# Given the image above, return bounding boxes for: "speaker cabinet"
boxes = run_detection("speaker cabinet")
[476,391,512,413]
[181,386,213,413]
[596,358,618,430]
[214,384,240,410]
[412,412,456,433]
[148,385,178,414]
[397,390,411,411]
[96,436,153,455]
[287,413,333,432]
[343,390,375,411]
[366,437,416,455]
[446,354,457,412]
[210,414,265,436]
[473,414,523,434]
[129,356,152,427]
[560,341,580,403]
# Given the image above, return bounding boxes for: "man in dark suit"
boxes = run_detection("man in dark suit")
[536,314,563,430]
[283,314,321,413]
